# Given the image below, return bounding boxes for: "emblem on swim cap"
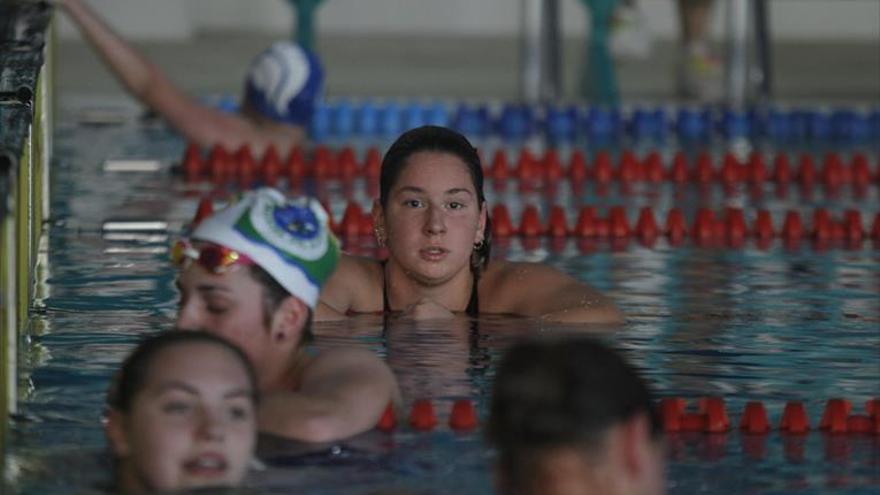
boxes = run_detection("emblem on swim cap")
[274,203,320,239]
[240,192,329,262]
[244,41,324,126]
[189,188,339,308]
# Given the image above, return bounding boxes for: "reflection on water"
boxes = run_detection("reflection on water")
[5,111,880,494]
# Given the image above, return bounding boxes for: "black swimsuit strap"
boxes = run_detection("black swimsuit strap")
[382,260,479,316]
[381,259,390,313]
[466,268,480,317]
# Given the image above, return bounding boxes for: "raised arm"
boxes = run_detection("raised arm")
[57,0,285,151]
[257,348,399,442]
[488,261,624,325]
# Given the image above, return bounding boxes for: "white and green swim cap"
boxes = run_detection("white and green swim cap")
[190,188,339,308]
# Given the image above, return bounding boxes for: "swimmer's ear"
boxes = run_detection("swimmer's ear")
[269,296,309,344]
[475,201,488,244]
[620,412,655,478]
[371,200,385,229]
[105,408,131,458]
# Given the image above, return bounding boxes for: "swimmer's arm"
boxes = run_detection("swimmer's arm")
[58,0,271,150]
[315,301,347,321]
[494,262,624,325]
[316,254,377,320]
[257,349,399,442]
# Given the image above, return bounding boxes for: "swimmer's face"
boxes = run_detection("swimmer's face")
[378,151,486,286]
[108,341,257,493]
[175,261,274,382]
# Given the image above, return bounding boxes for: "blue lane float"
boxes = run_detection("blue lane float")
[305,99,880,147]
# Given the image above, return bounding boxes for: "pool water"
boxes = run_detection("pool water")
[4,100,879,494]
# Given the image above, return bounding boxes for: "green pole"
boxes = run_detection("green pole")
[288,0,325,52]
[578,0,619,105]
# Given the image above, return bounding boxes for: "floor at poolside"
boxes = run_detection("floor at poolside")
[56,33,880,105]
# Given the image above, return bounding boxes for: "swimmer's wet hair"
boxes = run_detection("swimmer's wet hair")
[487,336,660,483]
[107,331,258,412]
[379,125,492,270]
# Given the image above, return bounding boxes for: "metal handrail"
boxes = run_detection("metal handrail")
[0,0,53,449]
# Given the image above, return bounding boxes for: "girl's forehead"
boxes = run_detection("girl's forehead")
[178,261,256,290]
[396,152,475,185]
[149,342,247,378]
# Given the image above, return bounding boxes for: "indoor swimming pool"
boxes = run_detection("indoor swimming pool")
[4,97,879,494]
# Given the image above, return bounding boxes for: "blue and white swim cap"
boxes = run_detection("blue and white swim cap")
[190,188,339,308]
[244,42,324,126]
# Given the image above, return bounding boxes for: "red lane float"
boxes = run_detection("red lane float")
[660,397,729,433]
[820,399,852,434]
[635,207,659,242]
[491,204,516,237]
[449,399,478,431]
[519,205,544,237]
[330,200,879,249]
[236,145,256,188]
[740,402,771,434]
[490,150,510,181]
[373,397,879,439]
[593,151,614,184]
[337,147,359,181]
[669,152,689,183]
[182,143,203,182]
[570,207,592,238]
[543,150,565,182]
[338,202,373,238]
[569,150,588,183]
[643,151,665,183]
[779,401,810,434]
[261,145,282,186]
[207,144,231,185]
[192,197,213,227]
[547,206,569,237]
[409,399,438,431]
[377,402,396,432]
[179,144,879,191]
[286,146,307,185]
[363,147,382,179]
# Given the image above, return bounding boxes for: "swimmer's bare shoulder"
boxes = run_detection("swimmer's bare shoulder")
[317,253,383,319]
[479,260,623,324]
[304,347,401,406]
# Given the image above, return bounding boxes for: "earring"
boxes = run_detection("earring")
[374,227,386,247]
[473,240,484,250]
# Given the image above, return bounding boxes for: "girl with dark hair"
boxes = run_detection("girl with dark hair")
[105,331,258,494]
[318,126,622,323]
[487,336,665,495]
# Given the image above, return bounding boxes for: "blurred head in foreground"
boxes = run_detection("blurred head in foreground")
[488,337,665,495]
[106,331,258,494]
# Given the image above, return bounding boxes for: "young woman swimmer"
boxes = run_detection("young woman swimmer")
[318,126,623,324]
[105,331,258,494]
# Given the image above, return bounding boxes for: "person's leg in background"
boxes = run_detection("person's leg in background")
[677,0,722,102]
[610,0,651,60]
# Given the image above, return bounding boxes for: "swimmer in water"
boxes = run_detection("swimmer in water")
[174,188,399,441]
[487,336,665,495]
[57,0,322,153]
[318,125,623,324]
[105,331,258,494]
